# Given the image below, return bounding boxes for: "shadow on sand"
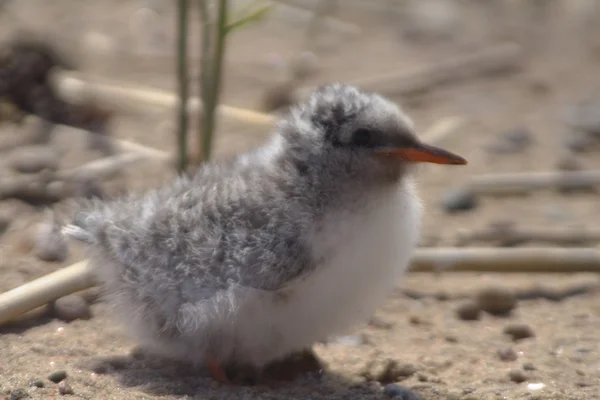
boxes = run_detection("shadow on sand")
[79,348,392,399]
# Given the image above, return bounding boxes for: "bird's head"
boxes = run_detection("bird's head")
[276,83,467,184]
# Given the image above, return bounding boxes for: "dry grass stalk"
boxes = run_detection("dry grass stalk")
[0,151,164,204]
[51,69,276,127]
[455,223,600,247]
[420,116,465,145]
[297,42,523,99]
[411,247,600,273]
[3,246,600,326]
[468,170,600,195]
[0,261,95,326]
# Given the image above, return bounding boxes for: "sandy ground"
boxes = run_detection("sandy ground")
[1,1,600,399]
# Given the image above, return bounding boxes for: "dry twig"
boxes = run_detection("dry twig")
[2,246,600,326]
[0,261,95,327]
[455,222,600,247]
[297,42,523,99]
[468,169,600,195]
[411,247,600,273]
[420,116,465,145]
[51,69,276,127]
[0,151,160,204]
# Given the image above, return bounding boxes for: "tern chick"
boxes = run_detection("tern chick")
[63,83,467,383]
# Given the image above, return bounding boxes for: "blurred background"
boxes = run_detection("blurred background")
[1,1,600,399]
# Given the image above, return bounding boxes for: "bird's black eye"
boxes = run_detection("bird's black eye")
[351,128,376,148]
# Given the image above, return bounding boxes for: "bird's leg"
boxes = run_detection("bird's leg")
[205,355,232,385]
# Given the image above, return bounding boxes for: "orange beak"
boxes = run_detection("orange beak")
[374,142,467,165]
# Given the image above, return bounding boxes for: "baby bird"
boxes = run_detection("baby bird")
[63,83,467,383]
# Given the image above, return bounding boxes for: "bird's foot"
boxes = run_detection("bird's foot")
[205,356,232,385]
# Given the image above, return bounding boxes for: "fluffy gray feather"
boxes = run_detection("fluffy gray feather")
[63,83,431,369]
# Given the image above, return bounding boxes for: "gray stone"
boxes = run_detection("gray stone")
[497,347,518,361]
[442,187,477,213]
[383,383,423,399]
[57,381,73,395]
[503,324,535,341]
[52,295,91,322]
[9,389,29,400]
[508,369,527,383]
[455,301,481,321]
[476,285,517,315]
[47,370,67,383]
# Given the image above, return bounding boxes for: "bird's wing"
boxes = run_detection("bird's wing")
[64,165,317,297]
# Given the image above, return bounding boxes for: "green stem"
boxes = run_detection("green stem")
[201,0,228,163]
[199,0,213,164]
[176,0,190,172]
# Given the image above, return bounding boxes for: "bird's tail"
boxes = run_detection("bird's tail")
[59,197,105,245]
[61,223,96,244]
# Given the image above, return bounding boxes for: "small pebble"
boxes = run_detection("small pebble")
[7,146,59,173]
[52,295,91,322]
[57,381,73,395]
[561,130,596,153]
[441,187,477,213]
[368,316,394,329]
[34,219,69,262]
[48,370,67,383]
[364,359,418,383]
[522,362,537,371]
[30,380,45,388]
[9,389,29,400]
[508,369,528,383]
[444,334,458,343]
[476,285,517,315]
[497,348,518,361]
[90,361,109,374]
[434,291,450,301]
[574,346,593,354]
[395,363,419,378]
[383,383,423,399]
[503,324,535,341]
[455,301,481,321]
